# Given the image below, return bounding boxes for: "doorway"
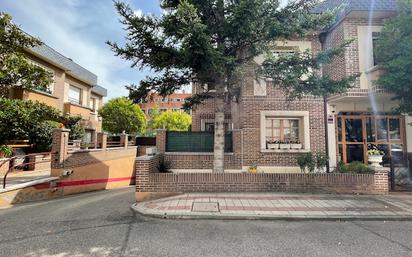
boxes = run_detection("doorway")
[336,113,406,166]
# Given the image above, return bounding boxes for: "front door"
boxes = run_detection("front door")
[336,114,406,166]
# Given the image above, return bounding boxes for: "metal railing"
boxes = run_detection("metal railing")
[1,152,51,189]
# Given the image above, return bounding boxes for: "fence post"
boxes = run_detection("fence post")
[120,133,129,149]
[51,128,70,172]
[156,129,167,153]
[97,132,107,150]
[372,166,390,194]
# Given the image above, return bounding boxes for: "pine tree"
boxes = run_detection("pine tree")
[108,0,356,172]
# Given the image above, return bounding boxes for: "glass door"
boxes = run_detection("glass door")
[336,114,406,166]
[337,116,366,164]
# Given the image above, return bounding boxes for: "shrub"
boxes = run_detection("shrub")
[336,161,372,174]
[157,158,171,173]
[30,120,60,152]
[297,152,328,173]
[0,145,13,157]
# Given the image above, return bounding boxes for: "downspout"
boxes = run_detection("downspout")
[320,32,330,173]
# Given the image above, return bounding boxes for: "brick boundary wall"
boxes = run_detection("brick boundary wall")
[135,154,389,201]
[155,129,243,170]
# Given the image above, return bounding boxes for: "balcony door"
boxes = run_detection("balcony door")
[336,114,406,166]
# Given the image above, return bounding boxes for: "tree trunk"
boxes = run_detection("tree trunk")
[213,97,225,173]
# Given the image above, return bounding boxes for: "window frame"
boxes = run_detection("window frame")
[68,85,82,105]
[260,111,310,152]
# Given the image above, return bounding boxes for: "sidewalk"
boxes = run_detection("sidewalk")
[132,193,412,220]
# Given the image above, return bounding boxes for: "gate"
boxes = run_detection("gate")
[389,157,412,192]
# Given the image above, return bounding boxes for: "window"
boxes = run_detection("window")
[260,111,310,151]
[68,85,81,104]
[265,118,300,143]
[29,60,55,94]
[89,97,98,112]
[203,122,232,132]
[372,32,380,66]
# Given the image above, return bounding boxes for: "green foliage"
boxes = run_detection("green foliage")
[0,98,60,146]
[297,152,311,173]
[61,115,84,140]
[30,120,60,152]
[315,152,329,171]
[0,12,53,94]
[152,111,192,131]
[375,0,412,114]
[108,0,356,107]
[0,145,13,157]
[157,158,171,173]
[336,161,372,174]
[99,97,146,135]
[297,152,329,173]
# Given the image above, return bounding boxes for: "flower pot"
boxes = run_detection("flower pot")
[368,155,383,167]
[267,143,279,150]
[290,143,302,150]
[279,144,290,150]
[248,168,257,174]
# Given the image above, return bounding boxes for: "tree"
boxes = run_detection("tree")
[152,111,192,131]
[0,98,61,151]
[99,97,146,135]
[375,0,412,114]
[0,12,53,96]
[108,0,357,172]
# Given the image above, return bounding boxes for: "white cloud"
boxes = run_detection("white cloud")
[133,9,144,18]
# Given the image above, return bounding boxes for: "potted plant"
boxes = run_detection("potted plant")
[290,140,302,150]
[248,163,258,174]
[368,146,385,168]
[279,140,290,150]
[0,145,13,158]
[80,142,90,150]
[267,140,279,150]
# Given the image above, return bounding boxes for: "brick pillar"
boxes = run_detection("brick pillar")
[156,129,167,153]
[120,133,128,149]
[373,167,389,194]
[51,128,70,169]
[97,132,107,150]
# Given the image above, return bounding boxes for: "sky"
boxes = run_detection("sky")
[1,0,162,100]
[1,0,288,100]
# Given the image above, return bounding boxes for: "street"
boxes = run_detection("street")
[1,188,412,257]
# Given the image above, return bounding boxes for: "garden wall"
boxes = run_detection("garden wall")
[51,129,137,196]
[135,154,389,201]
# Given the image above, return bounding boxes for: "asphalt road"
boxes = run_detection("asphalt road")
[1,187,412,257]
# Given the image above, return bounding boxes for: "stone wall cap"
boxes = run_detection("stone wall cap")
[53,128,71,132]
[136,154,160,161]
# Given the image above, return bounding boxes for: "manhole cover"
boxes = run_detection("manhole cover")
[192,202,220,212]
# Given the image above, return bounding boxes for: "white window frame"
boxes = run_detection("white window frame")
[68,85,82,105]
[260,111,310,152]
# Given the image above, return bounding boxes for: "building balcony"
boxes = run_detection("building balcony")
[13,88,59,109]
[64,102,93,118]
[328,66,390,103]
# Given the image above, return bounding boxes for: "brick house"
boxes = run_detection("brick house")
[5,41,107,142]
[189,0,411,172]
[138,92,192,116]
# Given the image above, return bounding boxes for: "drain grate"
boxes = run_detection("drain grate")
[192,202,220,212]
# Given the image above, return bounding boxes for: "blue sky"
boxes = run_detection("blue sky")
[1,0,288,100]
[1,0,162,100]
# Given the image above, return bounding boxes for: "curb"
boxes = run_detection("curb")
[131,204,412,221]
